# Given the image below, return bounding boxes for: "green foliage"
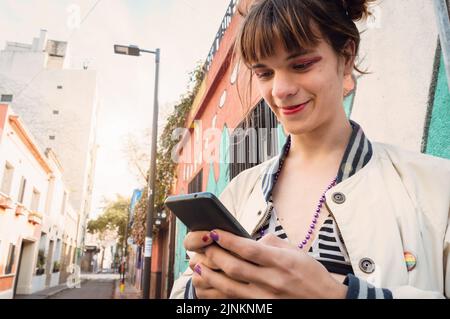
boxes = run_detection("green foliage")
[53,261,60,273]
[154,63,204,212]
[87,195,130,250]
[36,249,46,268]
[131,188,147,246]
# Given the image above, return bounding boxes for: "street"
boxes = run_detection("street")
[49,274,117,299]
[15,274,120,299]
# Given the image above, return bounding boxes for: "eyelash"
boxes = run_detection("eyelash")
[293,61,314,71]
[255,62,314,79]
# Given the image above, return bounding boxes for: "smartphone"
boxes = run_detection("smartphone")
[164,192,252,239]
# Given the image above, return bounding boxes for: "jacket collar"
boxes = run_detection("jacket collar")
[260,120,373,203]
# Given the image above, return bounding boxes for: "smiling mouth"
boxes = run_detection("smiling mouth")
[280,100,310,110]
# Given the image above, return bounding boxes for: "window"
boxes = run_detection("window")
[53,110,59,115]
[0,94,13,102]
[188,170,203,194]
[186,169,204,257]
[229,100,279,179]
[1,162,14,195]
[30,188,40,211]
[60,191,67,215]
[17,177,26,203]
[5,244,15,274]
[49,135,55,140]
[57,85,63,89]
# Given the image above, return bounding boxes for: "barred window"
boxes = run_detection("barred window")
[229,100,280,180]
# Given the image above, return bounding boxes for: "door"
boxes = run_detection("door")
[13,240,35,297]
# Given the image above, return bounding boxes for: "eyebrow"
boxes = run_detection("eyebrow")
[251,49,314,69]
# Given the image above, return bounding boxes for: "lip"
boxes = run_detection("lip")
[280,100,310,115]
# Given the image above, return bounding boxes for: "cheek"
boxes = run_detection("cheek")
[311,69,342,103]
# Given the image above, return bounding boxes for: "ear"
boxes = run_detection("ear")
[342,39,356,76]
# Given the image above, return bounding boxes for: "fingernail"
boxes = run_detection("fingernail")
[194,264,202,275]
[202,234,209,242]
[210,230,219,242]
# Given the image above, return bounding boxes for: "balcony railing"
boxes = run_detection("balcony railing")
[203,0,238,73]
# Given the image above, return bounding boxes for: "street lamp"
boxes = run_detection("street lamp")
[114,44,160,299]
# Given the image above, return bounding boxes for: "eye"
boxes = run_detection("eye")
[254,70,273,79]
[293,61,314,71]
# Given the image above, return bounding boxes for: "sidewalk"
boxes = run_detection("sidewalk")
[113,279,142,299]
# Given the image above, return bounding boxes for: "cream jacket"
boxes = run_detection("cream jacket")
[170,143,450,299]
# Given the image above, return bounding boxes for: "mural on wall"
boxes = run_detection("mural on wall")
[173,218,188,281]
[343,74,357,118]
[425,46,450,160]
[206,125,230,196]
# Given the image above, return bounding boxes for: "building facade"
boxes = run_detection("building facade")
[0,30,100,260]
[0,104,76,298]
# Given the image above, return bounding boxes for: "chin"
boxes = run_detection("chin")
[283,124,313,136]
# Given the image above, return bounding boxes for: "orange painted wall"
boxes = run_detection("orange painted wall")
[176,1,262,194]
[0,276,14,292]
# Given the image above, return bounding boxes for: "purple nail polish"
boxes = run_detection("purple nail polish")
[210,231,219,242]
[194,264,201,275]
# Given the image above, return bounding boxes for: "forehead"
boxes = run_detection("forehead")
[250,38,328,66]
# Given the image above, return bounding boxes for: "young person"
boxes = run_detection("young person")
[170,0,450,299]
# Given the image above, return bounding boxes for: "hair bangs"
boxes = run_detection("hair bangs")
[237,0,321,67]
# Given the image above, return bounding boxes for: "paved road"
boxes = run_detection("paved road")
[49,276,116,299]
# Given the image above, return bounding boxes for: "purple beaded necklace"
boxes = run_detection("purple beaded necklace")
[297,177,337,249]
[259,136,339,250]
[259,177,337,250]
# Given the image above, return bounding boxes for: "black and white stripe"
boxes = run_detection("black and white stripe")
[307,215,354,275]
[344,274,393,299]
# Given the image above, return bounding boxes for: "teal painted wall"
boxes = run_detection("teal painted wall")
[206,126,231,196]
[343,91,356,118]
[173,217,188,280]
[426,52,450,159]
[277,123,287,152]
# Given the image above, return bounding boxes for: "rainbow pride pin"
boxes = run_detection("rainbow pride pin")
[404,252,417,271]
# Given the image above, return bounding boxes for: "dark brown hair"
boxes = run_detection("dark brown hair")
[235,0,375,72]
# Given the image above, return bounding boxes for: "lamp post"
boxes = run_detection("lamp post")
[114,44,160,299]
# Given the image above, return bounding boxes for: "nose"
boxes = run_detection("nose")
[271,72,298,101]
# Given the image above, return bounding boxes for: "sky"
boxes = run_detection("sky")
[0,0,231,218]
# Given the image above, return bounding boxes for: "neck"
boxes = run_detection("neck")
[289,115,352,165]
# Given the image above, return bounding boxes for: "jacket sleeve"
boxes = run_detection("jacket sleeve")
[169,184,237,299]
[169,259,194,299]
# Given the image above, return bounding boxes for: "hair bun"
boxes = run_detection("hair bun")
[343,0,375,21]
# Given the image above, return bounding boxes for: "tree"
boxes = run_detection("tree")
[87,195,130,252]
[122,131,151,185]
